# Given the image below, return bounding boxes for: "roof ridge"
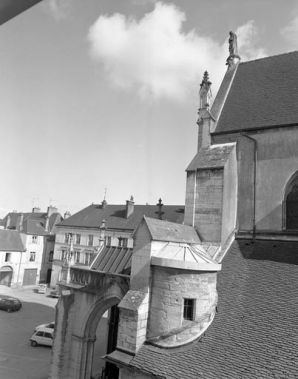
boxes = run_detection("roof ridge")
[240,50,298,65]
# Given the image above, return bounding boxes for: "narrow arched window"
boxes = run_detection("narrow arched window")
[286,184,298,229]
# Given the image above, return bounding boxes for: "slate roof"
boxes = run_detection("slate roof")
[186,144,235,171]
[213,51,298,134]
[143,217,200,244]
[0,229,25,251]
[129,240,298,378]
[57,204,185,230]
[0,212,63,235]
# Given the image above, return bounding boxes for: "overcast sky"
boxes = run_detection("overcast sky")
[0,0,297,218]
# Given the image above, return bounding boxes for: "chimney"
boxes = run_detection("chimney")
[5,215,11,229]
[156,198,164,220]
[45,216,49,232]
[32,207,41,213]
[125,196,134,218]
[18,213,24,231]
[197,71,214,150]
[101,199,107,209]
[64,211,71,219]
[47,205,58,217]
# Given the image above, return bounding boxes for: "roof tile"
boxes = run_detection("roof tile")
[129,240,298,378]
[213,51,298,133]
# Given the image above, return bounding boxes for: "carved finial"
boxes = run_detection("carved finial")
[199,71,212,110]
[200,71,211,88]
[226,31,241,67]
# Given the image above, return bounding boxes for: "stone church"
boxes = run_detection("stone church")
[49,35,298,379]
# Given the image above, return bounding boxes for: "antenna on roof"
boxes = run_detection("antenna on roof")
[31,197,39,207]
[104,188,107,201]
[49,198,56,206]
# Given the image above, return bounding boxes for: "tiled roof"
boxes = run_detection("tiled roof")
[186,144,235,171]
[22,219,48,236]
[144,217,200,244]
[129,240,298,378]
[91,246,132,275]
[0,212,62,235]
[57,204,185,230]
[213,51,298,134]
[0,229,25,251]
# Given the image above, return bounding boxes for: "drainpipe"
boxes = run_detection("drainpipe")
[240,133,257,241]
[17,251,23,286]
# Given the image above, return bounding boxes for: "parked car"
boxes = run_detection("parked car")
[35,321,55,332]
[30,328,54,347]
[49,288,59,298]
[0,296,22,313]
[37,284,47,294]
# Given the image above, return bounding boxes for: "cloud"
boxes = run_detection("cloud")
[88,2,266,101]
[44,0,71,21]
[235,21,267,61]
[280,15,298,49]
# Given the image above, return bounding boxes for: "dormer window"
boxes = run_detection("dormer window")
[183,299,195,321]
[31,235,38,244]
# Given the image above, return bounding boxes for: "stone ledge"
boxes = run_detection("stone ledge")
[151,257,221,271]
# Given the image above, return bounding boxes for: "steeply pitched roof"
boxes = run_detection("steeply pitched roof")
[143,217,200,244]
[0,229,25,252]
[129,240,298,378]
[186,144,235,171]
[57,204,185,230]
[22,219,49,236]
[213,51,298,134]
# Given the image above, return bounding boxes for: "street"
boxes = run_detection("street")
[0,285,57,379]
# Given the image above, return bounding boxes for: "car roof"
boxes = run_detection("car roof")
[36,327,54,333]
[0,296,20,301]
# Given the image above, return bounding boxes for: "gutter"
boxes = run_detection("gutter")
[212,122,298,136]
[240,133,257,241]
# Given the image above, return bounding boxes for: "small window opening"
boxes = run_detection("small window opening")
[183,299,195,320]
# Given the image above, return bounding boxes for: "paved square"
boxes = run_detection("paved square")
[0,285,57,379]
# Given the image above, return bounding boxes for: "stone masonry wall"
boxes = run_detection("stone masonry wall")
[117,291,149,355]
[184,171,196,227]
[194,168,224,242]
[147,266,218,347]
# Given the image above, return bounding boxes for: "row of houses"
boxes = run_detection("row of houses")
[0,199,184,288]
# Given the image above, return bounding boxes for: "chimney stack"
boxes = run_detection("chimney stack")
[64,211,71,219]
[101,199,107,209]
[18,213,24,231]
[5,215,11,229]
[125,196,135,218]
[47,205,58,217]
[45,216,49,232]
[32,207,41,213]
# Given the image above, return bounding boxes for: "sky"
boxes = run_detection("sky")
[0,0,298,218]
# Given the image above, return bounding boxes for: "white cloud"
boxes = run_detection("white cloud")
[280,16,298,49]
[44,0,71,21]
[235,21,267,61]
[88,2,266,101]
